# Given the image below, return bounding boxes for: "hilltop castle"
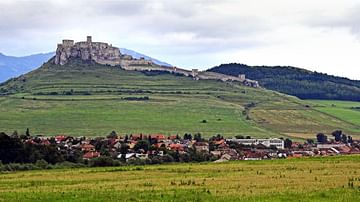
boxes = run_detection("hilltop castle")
[55,36,152,67]
[54,36,259,87]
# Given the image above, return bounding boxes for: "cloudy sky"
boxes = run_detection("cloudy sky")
[1,0,360,79]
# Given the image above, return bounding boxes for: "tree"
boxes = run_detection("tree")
[107,131,118,139]
[235,135,245,139]
[119,143,129,162]
[306,139,314,144]
[183,133,192,140]
[194,133,203,142]
[284,138,292,149]
[134,140,150,153]
[25,128,30,136]
[0,132,25,163]
[11,130,19,138]
[341,134,348,143]
[316,133,327,144]
[331,130,342,142]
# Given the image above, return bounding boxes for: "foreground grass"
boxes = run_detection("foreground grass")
[0,155,359,201]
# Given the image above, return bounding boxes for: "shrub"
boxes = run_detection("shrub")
[35,159,49,169]
[89,156,120,167]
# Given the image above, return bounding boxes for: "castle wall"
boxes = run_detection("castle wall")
[55,37,123,66]
[54,36,259,88]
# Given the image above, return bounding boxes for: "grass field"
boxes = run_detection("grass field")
[0,59,359,138]
[0,155,359,201]
[310,100,360,126]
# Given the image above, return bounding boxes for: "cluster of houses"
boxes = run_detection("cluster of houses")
[22,132,360,163]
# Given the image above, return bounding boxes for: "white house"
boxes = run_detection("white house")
[226,138,285,149]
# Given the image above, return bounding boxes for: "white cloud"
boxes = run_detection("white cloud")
[0,0,360,79]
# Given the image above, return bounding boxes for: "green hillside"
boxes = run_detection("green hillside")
[0,58,359,137]
[208,63,360,101]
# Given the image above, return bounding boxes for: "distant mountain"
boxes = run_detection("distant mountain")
[119,48,172,67]
[208,63,360,101]
[0,48,171,83]
[0,52,54,82]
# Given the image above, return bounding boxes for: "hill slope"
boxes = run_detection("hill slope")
[208,63,360,101]
[0,58,359,137]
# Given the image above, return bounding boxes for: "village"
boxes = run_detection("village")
[1,129,359,169]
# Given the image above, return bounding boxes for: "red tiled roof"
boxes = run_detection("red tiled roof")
[83,152,100,159]
[169,143,184,151]
[55,135,67,141]
[150,134,166,140]
[81,144,95,149]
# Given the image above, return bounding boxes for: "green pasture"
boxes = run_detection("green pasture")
[0,59,359,138]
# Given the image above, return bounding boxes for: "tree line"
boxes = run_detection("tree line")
[208,63,360,101]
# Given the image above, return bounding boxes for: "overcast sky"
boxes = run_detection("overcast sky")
[1,0,360,79]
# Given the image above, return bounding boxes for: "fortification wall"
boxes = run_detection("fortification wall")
[54,36,259,88]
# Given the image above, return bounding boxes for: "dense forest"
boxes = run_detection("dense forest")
[208,63,360,101]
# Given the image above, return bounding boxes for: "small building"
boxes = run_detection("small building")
[81,144,95,152]
[316,143,346,149]
[83,151,100,159]
[226,138,284,149]
[194,142,209,153]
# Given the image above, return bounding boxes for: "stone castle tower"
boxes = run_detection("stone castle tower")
[54,36,122,66]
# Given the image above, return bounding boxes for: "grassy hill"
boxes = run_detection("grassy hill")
[0,156,359,201]
[0,58,359,137]
[208,63,360,101]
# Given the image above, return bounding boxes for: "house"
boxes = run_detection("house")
[55,135,67,143]
[317,143,346,149]
[83,151,100,159]
[168,135,179,140]
[81,144,95,152]
[117,153,148,161]
[226,138,284,149]
[168,143,184,151]
[194,142,209,153]
[149,134,166,141]
[214,154,232,163]
[243,151,268,160]
[337,146,351,154]
[210,151,222,157]
[40,139,51,145]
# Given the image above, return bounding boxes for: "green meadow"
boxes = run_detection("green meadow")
[0,155,359,202]
[0,59,359,138]
[310,100,360,126]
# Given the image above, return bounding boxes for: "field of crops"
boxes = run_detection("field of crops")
[0,155,359,202]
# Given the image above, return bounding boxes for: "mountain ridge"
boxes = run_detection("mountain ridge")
[208,63,360,101]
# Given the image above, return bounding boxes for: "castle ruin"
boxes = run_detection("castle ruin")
[55,36,122,66]
[54,36,259,87]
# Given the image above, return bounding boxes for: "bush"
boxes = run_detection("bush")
[35,159,49,169]
[89,156,120,167]
[54,161,86,169]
